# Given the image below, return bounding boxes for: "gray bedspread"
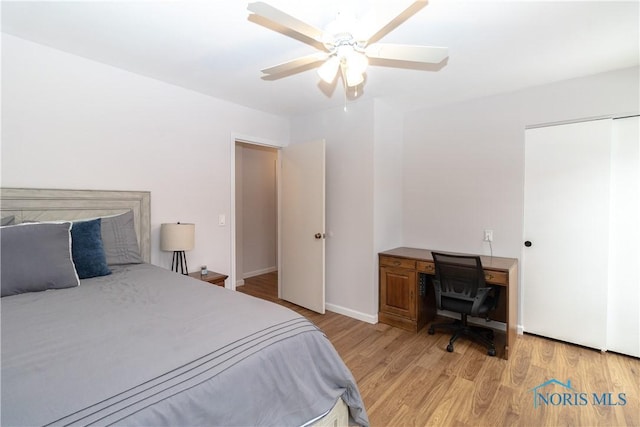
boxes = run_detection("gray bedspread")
[1,264,368,427]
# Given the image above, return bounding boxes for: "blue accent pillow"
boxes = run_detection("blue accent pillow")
[71,218,112,279]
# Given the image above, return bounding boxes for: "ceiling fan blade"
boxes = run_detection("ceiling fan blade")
[362,0,428,45]
[365,43,448,64]
[261,52,329,75]
[248,2,324,43]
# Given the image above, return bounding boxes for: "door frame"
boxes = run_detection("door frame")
[230,133,285,293]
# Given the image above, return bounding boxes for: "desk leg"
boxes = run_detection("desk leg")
[505,264,519,360]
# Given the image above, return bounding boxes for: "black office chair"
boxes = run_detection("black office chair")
[427,252,500,356]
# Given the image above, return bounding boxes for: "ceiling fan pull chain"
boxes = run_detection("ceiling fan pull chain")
[343,89,348,112]
[341,62,348,112]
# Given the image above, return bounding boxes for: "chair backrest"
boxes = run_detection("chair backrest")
[431,252,486,300]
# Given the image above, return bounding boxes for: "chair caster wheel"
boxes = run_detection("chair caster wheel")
[488,348,496,357]
[428,327,435,335]
[446,344,454,352]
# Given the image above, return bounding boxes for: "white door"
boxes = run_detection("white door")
[523,119,612,350]
[280,140,326,313]
[607,116,640,357]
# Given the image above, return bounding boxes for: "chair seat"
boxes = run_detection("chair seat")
[440,295,496,316]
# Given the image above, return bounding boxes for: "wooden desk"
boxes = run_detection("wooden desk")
[379,247,518,360]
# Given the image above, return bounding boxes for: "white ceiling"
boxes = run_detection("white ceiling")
[2,0,638,117]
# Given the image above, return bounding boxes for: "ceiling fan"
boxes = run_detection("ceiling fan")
[247,0,448,92]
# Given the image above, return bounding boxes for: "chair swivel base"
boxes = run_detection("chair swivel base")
[428,316,496,357]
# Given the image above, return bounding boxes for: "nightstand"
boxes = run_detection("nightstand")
[188,270,228,287]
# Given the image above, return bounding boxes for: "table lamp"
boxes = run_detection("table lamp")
[160,222,195,275]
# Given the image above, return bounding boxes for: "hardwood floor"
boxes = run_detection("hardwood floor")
[238,272,640,426]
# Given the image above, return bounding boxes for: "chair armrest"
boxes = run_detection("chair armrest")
[470,287,493,316]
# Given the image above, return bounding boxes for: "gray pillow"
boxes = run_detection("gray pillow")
[1,222,80,297]
[1,215,15,226]
[101,211,143,265]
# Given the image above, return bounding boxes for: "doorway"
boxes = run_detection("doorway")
[234,141,278,289]
[231,138,327,313]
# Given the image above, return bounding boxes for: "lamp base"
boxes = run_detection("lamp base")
[171,250,189,275]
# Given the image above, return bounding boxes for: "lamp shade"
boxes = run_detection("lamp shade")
[160,223,195,251]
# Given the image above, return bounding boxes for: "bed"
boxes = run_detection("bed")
[0,188,369,427]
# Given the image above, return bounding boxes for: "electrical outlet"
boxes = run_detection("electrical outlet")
[483,229,493,242]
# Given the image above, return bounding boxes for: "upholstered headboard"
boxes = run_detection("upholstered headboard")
[0,188,151,262]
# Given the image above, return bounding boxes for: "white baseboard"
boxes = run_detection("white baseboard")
[326,303,378,324]
[236,279,245,287]
[243,266,277,279]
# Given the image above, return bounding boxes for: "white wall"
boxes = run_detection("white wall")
[373,99,404,316]
[373,99,404,252]
[1,34,289,276]
[403,66,640,327]
[290,100,376,321]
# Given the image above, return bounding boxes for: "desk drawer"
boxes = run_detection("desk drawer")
[380,256,416,270]
[484,270,508,285]
[417,261,435,274]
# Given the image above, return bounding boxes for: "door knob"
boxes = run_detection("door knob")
[314,233,322,239]
[524,241,532,247]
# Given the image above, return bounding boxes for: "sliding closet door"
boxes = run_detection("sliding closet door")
[607,116,640,357]
[523,119,612,350]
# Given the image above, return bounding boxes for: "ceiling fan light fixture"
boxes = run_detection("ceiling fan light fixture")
[317,56,340,83]
[345,67,364,87]
[346,51,368,75]
[249,1,449,98]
